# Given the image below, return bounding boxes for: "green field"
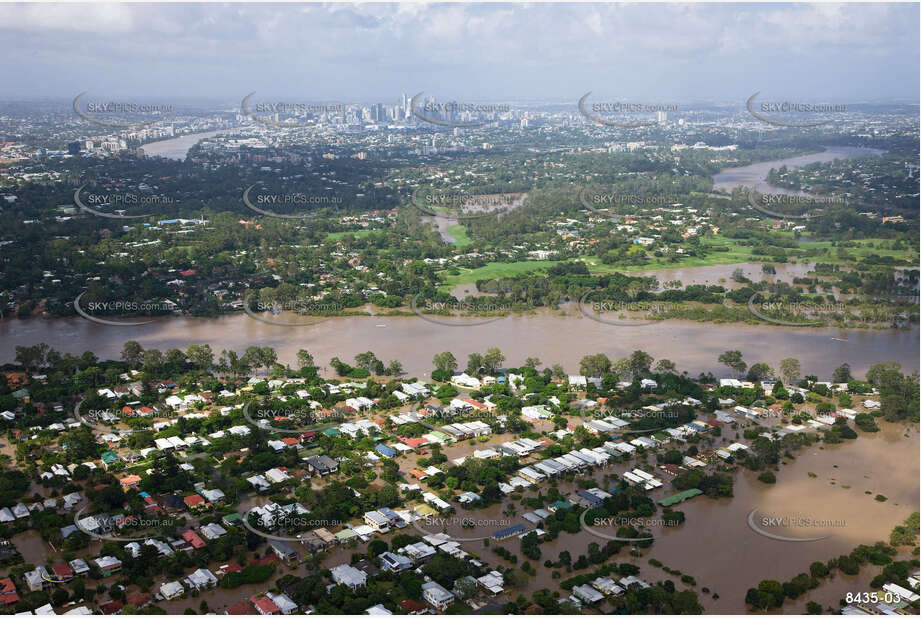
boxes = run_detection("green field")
[577,236,757,273]
[439,261,555,288]
[446,225,472,247]
[788,237,918,264]
[438,234,917,289]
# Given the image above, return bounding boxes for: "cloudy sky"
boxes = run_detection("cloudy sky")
[2,2,918,103]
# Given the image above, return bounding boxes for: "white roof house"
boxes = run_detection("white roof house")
[330,564,367,589]
[160,581,184,599]
[267,592,298,614]
[247,475,271,491]
[451,373,481,389]
[422,492,451,510]
[573,584,604,604]
[402,382,430,397]
[266,468,291,484]
[568,375,587,389]
[521,405,550,420]
[422,581,455,610]
[184,568,218,589]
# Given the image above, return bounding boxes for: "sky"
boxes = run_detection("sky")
[1,2,918,103]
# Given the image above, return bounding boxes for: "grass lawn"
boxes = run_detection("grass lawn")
[580,236,757,273]
[438,235,917,289]
[789,238,918,264]
[439,261,554,288]
[326,229,381,241]
[446,224,473,247]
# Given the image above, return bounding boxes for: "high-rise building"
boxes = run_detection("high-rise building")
[657,111,667,125]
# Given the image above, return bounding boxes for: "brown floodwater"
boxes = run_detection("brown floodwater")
[403,421,918,614]
[2,311,915,381]
[636,421,919,613]
[631,262,816,290]
[12,529,52,566]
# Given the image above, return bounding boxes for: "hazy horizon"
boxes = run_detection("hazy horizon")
[1,2,918,101]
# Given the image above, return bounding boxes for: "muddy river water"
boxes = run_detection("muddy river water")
[2,310,916,381]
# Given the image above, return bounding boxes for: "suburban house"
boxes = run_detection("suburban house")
[304,455,338,476]
[269,540,299,563]
[330,564,367,589]
[421,581,455,611]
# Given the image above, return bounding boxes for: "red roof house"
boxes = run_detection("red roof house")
[0,578,19,606]
[181,529,206,549]
[51,561,74,581]
[183,494,206,509]
[249,595,280,615]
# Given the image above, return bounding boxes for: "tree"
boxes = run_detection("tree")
[433,351,458,374]
[296,349,315,369]
[242,347,264,375]
[551,364,566,380]
[579,353,611,377]
[866,361,901,387]
[453,577,478,600]
[165,348,186,366]
[240,346,277,375]
[186,344,213,371]
[779,358,801,384]
[718,350,746,376]
[524,357,541,370]
[747,362,774,382]
[121,341,144,369]
[15,344,50,372]
[482,348,505,373]
[654,359,677,374]
[832,363,852,383]
[367,540,387,558]
[220,349,246,378]
[386,360,403,376]
[874,367,919,422]
[141,349,164,372]
[354,351,378,372]
[466,353,484,375]
[628,350,653,378]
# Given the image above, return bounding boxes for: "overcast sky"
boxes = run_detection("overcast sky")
[2,2,918,103]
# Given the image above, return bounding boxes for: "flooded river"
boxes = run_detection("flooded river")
[1,311,917,380]
[140,130,229,160]
[712,146,884,195]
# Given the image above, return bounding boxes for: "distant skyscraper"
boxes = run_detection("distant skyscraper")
[657,111,667,125]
